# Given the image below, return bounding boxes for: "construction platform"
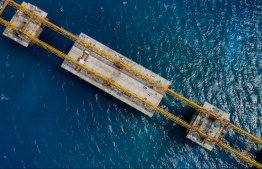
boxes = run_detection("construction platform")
[2,1,47,47]
[186,102,230,150]
[61,33,171,117]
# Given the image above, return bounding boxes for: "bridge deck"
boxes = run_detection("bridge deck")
[61,33,171,117]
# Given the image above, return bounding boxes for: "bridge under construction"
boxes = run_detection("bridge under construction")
[0,0,261,168]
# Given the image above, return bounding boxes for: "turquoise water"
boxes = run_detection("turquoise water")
[0,0,262,168]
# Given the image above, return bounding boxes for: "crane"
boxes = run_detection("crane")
[0,0,261,167]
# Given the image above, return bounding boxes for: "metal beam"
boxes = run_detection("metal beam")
[1,2,262,167]
[0,0,10,15]
[7,1,262,148]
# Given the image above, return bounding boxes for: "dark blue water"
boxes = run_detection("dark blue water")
[1,0,262,168]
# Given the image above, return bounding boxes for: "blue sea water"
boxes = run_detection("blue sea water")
[0,0,262,168]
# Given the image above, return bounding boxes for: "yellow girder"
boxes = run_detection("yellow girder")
[0,0,10,15]
[0,16,261,168]
[0,2,262,167]
[5,0,261,148]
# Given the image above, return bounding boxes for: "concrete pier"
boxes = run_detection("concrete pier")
[2,1,47,47]
[61,33,171,117]
[186,102,230,150]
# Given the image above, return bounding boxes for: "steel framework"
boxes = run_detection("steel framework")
[0,1,261,168]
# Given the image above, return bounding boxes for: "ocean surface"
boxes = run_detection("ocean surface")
[0,0,262,168]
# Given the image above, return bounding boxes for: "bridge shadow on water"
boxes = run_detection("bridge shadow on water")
[53,61,202,149]
[0,10,201,149]
[165,107,200,147]
[251,150,262,169]
[143,105,199,148]
[255,151,262,163]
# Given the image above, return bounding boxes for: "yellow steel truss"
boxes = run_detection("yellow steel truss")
[5,0,262,148]
[0,1,261,168]
[0,0,9,15]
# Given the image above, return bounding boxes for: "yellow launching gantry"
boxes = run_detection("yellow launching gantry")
[0,0,262,168]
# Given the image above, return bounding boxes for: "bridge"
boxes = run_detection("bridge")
[0,0,261,168]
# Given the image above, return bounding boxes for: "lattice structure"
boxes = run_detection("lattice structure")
[0,1,261,168]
